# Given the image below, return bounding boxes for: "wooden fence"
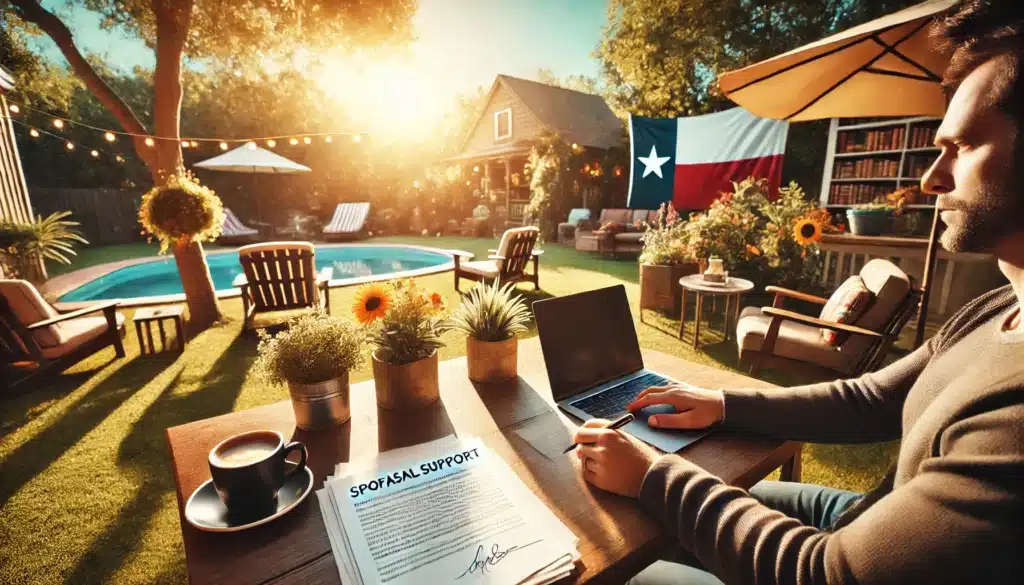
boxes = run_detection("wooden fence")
[29,188,144,246]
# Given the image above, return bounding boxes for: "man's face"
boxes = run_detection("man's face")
[922,57,1020,253]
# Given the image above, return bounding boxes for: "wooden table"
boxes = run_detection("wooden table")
[678,275,755,349]
[167,338,801,585]
[133,305,186,354]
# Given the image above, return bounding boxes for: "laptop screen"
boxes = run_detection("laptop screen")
[533,285,644,401]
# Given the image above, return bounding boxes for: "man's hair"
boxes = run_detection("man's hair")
[933,0,1024,127]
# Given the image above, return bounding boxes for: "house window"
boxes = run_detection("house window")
[494,108,512,140]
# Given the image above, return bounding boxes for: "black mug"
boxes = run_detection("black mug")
[208,430,307,516]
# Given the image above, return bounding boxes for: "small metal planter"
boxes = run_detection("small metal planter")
[287,374,351,430]
[466,336,518,382]
[372,350,440,410]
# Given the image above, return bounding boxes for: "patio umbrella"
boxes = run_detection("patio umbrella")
[719,0,958,348]
[194,144,312,223]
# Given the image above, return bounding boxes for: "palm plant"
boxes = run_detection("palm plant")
[0,211,88,278]
[450,280,532,342]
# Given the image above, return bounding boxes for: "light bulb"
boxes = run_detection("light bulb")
[413,180,421,188]
[144,137,155,147]
[181,140,189,148]
[289,138,299,145]
[190,140,198,148]
[473,166,480,172]
[53,119,65,129]
[325,136,333,143]
[29,128,39,138]
[8,104,19,114]
[267,139,277,147]
[219,142,228,150]
[302,136,311,145]
[115,155,124,163]
[90,149,99,157]
[246,141,257,150]
[65,142,74,150]
[104,132,116,142]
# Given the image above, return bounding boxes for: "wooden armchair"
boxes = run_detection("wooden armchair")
[738,259,920,379]
[452,226,542,291]
[1,279,125,388]
[234,242,332,331]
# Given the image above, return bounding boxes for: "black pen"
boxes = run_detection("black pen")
[563,412,635,454]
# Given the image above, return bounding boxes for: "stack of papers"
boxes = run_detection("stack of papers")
[317,436,579,585]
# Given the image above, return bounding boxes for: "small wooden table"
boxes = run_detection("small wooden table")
[133,305,186,354]
[166,338,800,585]
[678,275,755,349]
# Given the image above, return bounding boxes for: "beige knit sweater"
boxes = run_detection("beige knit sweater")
[638,285,1024,585]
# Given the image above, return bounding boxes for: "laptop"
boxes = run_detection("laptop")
[533,285,707,453]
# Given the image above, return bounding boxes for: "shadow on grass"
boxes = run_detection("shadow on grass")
[0,369,95,439]
[0,356,175,508]
[62,333,258,585]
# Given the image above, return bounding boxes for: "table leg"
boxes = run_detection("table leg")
[135,322,145,354]
[145,322,155,356]
[175,316,185,353]
[678,290,687,340]
[693,293,703,350]
[723,295,732,341]
[158,320,167,352]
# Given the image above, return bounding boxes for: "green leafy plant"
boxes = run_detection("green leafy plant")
[0,211,88,278]
[638,203,694,265]
[472,205,491,220]
[449,280,531,342]
[254,311,364,386]
[138,173,224,253]
[354,280,450,365]
[849,201,898,213]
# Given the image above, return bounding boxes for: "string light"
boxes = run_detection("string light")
[29,128,39,138]
[190,140,198,148]
[352,135,362,143]
[181,140,190,148]
[325,136,333,143]
[473,166,480,172]
[115,155,125,163]
[104,131,116,142]
[289,137,299,145]
[302,136,312,145]
[145,137,155,147]
[8,104,19,114]
[90,149,99,158]
[219,141,229,151]
[53,119,65,129]
[266,139,276,147]
[65,142,74,150]
[412,180,422,188]
[246,141,257,150]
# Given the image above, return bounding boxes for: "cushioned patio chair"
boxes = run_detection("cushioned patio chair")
[738,259,920,379]
[1,279,125,388]
[451,226,541,292]
[233,242,333,331]
[557,208,591,245]
[323,202,371,242]
[217,208,260,245]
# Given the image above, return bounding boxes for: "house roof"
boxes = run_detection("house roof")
[458,74,625,158]
[0,67,14,93]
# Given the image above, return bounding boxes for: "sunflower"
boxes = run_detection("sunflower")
[352,283,393,324]
[794,218,822,246]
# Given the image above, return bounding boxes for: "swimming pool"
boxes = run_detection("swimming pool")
[58,245,454,303]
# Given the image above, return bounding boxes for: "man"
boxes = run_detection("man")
[573,2,1023,584]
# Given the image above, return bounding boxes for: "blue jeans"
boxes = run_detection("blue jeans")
[626,481,862,585]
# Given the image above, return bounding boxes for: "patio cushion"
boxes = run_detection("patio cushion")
[0,279,63,347]
[566,208,591,225]
[612,232,644,244]
[599,209,630,223]
[496,226,539,258]
[599,221,627,234]
[459,260,500,278]
[41,313,125,360]
[737,306,848,371]
[818,275,873,346]
[840,259,912,362]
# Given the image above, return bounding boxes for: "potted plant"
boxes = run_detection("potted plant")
[254,311,364,430]
[846,201,898,236]
[638,203,699,316]
[449,280,531,382]
[470,204,491,237]
[353,280,449,409]
[0,211,87,282]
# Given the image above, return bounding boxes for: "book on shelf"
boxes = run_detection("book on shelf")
[909,125,938,148]
[833,158,900,179]
[838,126,905,153]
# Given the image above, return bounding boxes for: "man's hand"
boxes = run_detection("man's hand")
[627,384,725,429]
[573,420,660,498]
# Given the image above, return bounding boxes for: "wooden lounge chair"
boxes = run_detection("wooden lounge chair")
[1,279,125,389]
[323,203,370,242]
[452,226,542,292]
[218,208,260,245]
[233,242,332,331]
[738,259,920,379]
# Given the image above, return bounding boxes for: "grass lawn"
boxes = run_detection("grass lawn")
[2,236,900,585]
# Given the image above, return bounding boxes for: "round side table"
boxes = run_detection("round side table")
[678,275,755,349]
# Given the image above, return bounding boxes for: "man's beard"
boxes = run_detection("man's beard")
[940,156,1022,253]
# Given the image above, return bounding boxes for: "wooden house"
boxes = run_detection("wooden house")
[450,75,624,223]
[0,66,33,226]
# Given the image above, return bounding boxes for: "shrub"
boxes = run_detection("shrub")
[138,173,224,252]
[638,203,693,265]
[254,311,364,386]
[0,211,88,278]
[449,280,531,342]
[353,280,449,364]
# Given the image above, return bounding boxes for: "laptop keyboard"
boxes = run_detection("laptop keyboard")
[570,373,671,419]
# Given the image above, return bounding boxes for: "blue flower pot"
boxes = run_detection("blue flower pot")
[846,210,890,236]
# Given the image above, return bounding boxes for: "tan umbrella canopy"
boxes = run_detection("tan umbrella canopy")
[194,144,311,223]
[719,0,960,348]
[720,0,957,121]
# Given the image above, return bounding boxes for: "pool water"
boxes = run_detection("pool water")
[59,246,452,302]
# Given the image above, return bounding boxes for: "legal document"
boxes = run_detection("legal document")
[317,436,579,585]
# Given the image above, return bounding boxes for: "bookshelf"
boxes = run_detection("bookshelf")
[819,116,942,208]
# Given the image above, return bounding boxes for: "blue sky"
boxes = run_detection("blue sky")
[33,0,608,93]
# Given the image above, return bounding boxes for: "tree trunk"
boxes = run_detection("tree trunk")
[173,240,222,329]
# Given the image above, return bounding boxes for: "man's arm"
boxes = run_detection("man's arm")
[719,336,935,443]
[638,400,1024,585]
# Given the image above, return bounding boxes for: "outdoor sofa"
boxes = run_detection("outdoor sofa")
[575,208,659,255]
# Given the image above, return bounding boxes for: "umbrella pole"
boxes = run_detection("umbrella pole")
[914,206,942,348]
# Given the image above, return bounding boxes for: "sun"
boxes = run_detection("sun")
[352,283,393,324]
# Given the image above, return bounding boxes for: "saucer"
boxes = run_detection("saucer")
[185,461,314,533]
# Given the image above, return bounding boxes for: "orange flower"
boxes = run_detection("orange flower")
[429,292,445,312]
[352,283,393,324]
[794,218,822,245]
[746,244,761,257]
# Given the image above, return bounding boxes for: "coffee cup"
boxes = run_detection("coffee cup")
[208,430,307,516]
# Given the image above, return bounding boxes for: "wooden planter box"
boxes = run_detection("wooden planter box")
[639,262,699,316]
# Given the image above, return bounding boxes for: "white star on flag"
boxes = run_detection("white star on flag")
[637,145,671,179]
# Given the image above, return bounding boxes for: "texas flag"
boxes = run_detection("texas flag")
[627,108,789,210]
